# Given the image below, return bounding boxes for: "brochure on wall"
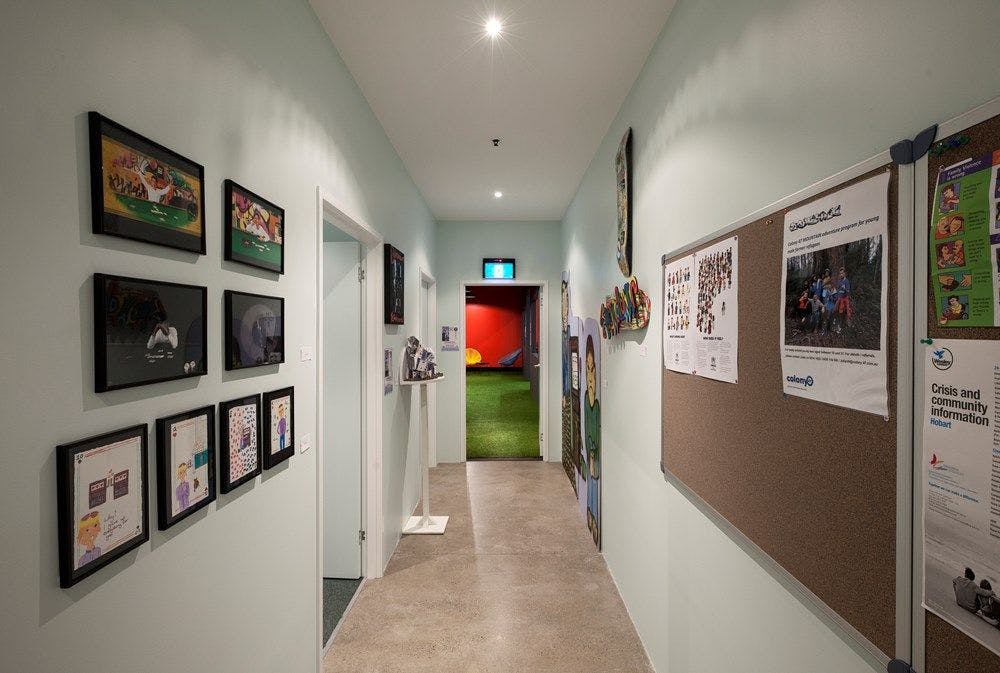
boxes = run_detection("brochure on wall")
[662,254,694,374]
[779,172,889,416]
[383,347,393,394]
[692,237,738,383]
[929,150,1000,327]
[922,339,1000,656]
[441,325,460,351]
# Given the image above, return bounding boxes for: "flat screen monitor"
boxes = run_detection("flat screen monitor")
[482,258,515,280]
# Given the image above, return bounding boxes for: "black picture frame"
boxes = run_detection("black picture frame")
[224,290,285,371]
[262,387,295,469]
[57,424,149,588]
[155,406,216,530]
[384,244,405,325]
[219,395,262,493]
[223,179,285,274]
[88,111,206,254]
[615,127,633,278]
[94,273,208,392]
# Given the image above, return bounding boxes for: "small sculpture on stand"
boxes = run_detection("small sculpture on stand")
[403,336,440,381]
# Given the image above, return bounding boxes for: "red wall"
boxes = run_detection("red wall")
[466,286,524,368]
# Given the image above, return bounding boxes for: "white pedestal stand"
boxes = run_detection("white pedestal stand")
[400,374,448,534]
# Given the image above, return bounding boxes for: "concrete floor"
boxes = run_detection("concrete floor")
[323,461,652,673]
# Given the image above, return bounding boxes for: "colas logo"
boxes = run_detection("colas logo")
[785,374,814,387]
[931,347,954,371]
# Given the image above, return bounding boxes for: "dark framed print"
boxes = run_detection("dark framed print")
[384,244,405,325]
[223,179,285,274]
[94,273,208,392]
[57,424,149,588]
[262,387,294,469]
[615,127,633,278]
[224,290,285,370]
[219,395,261,493]
[156,406,215,529]
[88,112,206,253]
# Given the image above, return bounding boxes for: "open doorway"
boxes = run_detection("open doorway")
[463,283,543,460]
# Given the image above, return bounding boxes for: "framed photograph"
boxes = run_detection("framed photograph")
[384,244,405,325]
[262,387,294,469]
[88,111,206,253]
[224,179,285,274]
[615,127,633,278]
[219,395,261,493]
[57,424,149,587]
[94,273,208,392]
[224,290,285,370]
[155,406,215,529]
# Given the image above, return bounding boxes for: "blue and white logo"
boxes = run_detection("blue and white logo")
[786,374,814,388]
[931,347,954,371]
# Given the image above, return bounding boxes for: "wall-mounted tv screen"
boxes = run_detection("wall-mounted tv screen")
[482,258,515,280]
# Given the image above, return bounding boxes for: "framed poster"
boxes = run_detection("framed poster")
[57,424,149,587]
[219,395,261,493]
[616,127,633,278]
[155,406,215,529]
[384,244,405,325]
[88,112,205,253]
[262,387,294,469]
[94,273,208,392]
[224,290,285,370]
[223,179,285,274]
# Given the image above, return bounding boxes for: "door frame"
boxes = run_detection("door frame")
[315,189,385,661]
[460,280,548,462]
[418,268,438,467]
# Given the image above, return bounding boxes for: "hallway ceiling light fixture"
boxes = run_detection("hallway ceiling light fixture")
[493,191,503,199]
[485,16,502,38]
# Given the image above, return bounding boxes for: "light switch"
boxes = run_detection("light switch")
[300,346,313,362]
[300,433,312,453]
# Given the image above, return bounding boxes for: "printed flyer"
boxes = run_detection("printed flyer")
[779,172,889,416]
[930,150,1000,327]
[662,254,694,374]
[693,237,738,383]
[441,325,460,351]
[922,339,1000,655]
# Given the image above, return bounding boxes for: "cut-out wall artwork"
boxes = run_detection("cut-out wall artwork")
[599,276,651,338]
[616,127,633,277]
[581,318,602,549]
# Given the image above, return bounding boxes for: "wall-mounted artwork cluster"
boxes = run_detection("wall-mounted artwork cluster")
[58,111,295,587]
[599,276,651,338]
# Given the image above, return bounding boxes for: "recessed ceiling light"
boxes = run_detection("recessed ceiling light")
[485,17,502,38]
[494,191,503,199]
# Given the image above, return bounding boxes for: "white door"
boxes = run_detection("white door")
[323,240,363,578]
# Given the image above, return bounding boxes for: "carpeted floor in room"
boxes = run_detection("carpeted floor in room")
[323,578,362,645]
[465,370,539,459]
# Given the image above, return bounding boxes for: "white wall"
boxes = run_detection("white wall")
[435,221,562,463]
[0,1,433,672]
[561,1,1000,672]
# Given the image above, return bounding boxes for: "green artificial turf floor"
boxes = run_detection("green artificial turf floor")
[466,370,540,460]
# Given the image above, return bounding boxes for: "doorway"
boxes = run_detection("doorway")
[461,282,546,461]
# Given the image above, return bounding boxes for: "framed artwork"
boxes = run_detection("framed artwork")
[219,395,261,493]
[384,244,405,324]
[224,290,285,370]
[615,127,633,277]
[57,424,149,587]
[223,179,285,274]
[155,406,215,529]
[262,387,294,469]
[94,273,208,392]
[88,112,206,253]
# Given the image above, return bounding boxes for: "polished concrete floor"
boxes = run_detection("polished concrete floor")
[323,461,652,673]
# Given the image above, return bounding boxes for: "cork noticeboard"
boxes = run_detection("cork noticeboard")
[923,113,1000,673]
[661,164,899,657]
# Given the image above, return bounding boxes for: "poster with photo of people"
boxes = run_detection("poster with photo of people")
[662,254,694,374]
[929,149,1000,326]
[692,237,738,383]
[780,172,889,416]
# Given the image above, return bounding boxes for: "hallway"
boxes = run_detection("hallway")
[323,462,651,673]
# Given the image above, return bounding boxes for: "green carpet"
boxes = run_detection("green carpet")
[466,370,540,459]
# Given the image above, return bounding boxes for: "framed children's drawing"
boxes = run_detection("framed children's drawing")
[384,244,405,325]
[94,273,208,392]
[262,387,294,469]
[224,290,285,370]
[155,406,215,529]
[223,179,285,274]
[57,424,149,588]
[219,394,261,493]
[88,112,206,253]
